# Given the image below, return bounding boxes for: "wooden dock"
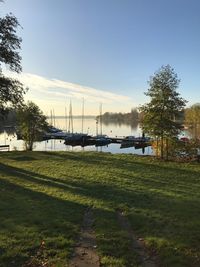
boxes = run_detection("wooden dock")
[0,145,10,151]
[42,131,152,150]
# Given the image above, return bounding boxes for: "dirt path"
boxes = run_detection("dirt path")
[117,211,157,267]
[69,208,100,267]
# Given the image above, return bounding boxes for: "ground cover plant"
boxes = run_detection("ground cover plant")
[0,151,199,267]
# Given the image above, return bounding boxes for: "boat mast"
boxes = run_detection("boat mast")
[69,100,74,133]
[100,103,103,136]
[65,107,67,132]
[68,102,71,133]
[96,118,98,136]
[53,109,56,127]
[81,97,84,133]
[50,109,53,127]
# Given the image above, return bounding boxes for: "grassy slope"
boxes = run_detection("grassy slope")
[0,151,199,267]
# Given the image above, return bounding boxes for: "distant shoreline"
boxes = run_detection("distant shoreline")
[47,115,96,119]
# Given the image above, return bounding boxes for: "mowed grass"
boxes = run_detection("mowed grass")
[0,151,199,267]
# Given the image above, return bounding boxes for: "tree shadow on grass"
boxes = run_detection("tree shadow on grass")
[35,151,200,201]
[1,158,199,218]
[0,161,199,249]
[38,151,200,179]
[0,170,145,267]
[0,177,87,267]
[0,153,200,266]
[0,152,38,161]
[3,151,200,190]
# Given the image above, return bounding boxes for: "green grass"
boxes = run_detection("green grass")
[0,151,199,267]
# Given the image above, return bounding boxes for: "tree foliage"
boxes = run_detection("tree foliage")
[0,13,22,72]
[185,103,200,139]
[0,10,26,115]
[17,102,49,151]
[140,65,187,159]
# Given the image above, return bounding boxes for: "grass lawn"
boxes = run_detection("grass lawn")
[0,151,199,267]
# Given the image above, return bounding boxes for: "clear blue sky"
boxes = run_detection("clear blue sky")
[1,0,200,115]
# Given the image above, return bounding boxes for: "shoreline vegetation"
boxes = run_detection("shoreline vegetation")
[0,108,189,129]
[97,109,185,125]
[0,151,199,267]
[96,109,140,127]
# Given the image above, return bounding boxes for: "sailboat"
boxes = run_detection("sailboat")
[64,100,91,146]
[93,103,112,147]
[43,109,68,140]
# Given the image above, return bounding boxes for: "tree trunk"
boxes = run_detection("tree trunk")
[156,137,159,157]
[161,134,164,159]
[166,138,169,161]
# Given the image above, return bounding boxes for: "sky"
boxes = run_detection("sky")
[1,0,200,115]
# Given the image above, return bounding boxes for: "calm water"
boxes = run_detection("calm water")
[0,118,153,155]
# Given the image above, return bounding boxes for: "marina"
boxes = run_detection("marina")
[0,117,153,155]
[43,130,151,149]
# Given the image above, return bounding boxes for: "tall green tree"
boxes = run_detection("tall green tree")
[17,101,49,151]
[140,65,187,159]
[0,8,26,117]
[185,103,200,139]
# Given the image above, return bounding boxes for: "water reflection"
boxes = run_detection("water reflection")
[0,118,153,155]
[101,120,139,130]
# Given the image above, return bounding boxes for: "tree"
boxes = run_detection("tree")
[140,65,187,159]
[17,101,49,151]
[185,103,200,139]
[0,9,26,117]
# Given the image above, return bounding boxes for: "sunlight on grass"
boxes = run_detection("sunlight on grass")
[0,151,199,266]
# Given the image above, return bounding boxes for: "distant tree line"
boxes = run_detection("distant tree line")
[98,107,185,125]
[97,108,140,125]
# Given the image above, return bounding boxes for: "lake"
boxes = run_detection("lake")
[0,117,153,155]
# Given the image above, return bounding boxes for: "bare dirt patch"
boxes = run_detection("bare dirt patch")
[117,210,157,267]
[69,208,100,267]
